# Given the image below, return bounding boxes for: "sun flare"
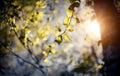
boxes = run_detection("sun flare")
[85,20,101,40]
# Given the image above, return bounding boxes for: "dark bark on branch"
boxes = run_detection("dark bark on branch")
[94,0,120,76]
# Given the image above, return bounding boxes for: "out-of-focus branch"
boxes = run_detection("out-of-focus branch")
[12,28,40,64]
[6,46,46,76]
[10,25,46,75]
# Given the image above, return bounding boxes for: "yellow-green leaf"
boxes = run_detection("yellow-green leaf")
[33,37,40,45]
[67,9,73,17]
[44,45,51,51]
[63,34,70,41]
[50,43,55,47]
[37,12,44,19]
[44,58,48,63]
[55,0,59,3]
[36,1,46,8]
[42,51,48,56]
[55,35,62,44]
[64,17,70,25]
[67,25,74,32]
[49,48,55,54]
[96,64,103,69]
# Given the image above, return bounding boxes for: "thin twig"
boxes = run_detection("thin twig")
[8,47,46,76]
[13,29,40,64]
[61,10,74,35]
[11,28,46,75]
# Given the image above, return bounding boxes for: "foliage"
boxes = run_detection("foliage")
[0,0,110,76]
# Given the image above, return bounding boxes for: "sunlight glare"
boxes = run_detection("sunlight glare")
[85,20,101,40]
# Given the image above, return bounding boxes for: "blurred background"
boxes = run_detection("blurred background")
[0,0,111,76]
